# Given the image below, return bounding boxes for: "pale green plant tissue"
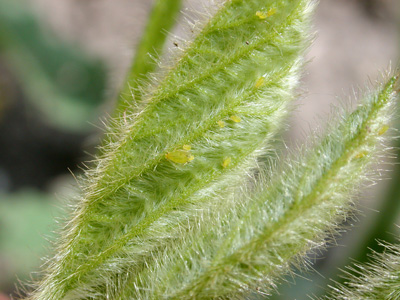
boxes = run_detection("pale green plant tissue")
[24,0,400,299]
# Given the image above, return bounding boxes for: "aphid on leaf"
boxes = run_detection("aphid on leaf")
[182,144,191,151]
[165,150,194,164]
[230,115,241,123]
[255,77,265,88]
[217,120,225,128]
[256,11,267,19]
[222,157,231,168]
[354,151,368,159]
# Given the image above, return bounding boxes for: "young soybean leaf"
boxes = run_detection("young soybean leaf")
[28,0,314,299]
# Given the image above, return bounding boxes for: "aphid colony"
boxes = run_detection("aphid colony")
[164,69,270,167]
[166,9,276,166]
[164,72,270,168]
[164,116,242,167]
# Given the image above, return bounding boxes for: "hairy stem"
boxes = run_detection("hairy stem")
[320,239,400,300]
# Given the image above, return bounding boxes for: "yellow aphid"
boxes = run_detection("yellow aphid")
[222,157,231,168]
[256,11,267,19]
[255,77,265,88]
[230,115,241,123]
[378,125,389,136]
[217,120,225,128]
[165,150,194,164]
[267,8,277,17]
[355,151,367,159]
[182,144,191,151]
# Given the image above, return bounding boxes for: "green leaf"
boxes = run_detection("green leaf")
[0,0,107,131]
[28,0,314,299]
[0,191,60,289]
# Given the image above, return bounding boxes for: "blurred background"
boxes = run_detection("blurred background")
[0,0,398,298]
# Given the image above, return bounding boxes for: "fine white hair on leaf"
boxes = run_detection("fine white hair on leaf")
[318,239,400,300]
[25,1,400,300]
[115,75,398,299]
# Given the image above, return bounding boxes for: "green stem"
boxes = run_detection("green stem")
[352,138,400,262]
[116,0,182,112]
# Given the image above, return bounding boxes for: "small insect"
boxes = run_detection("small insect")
[217,120,226,128]
[173,42,179,47]
[255,76,265,88]
[165,149,194,164]
[378,125,389,136]
[182,144,191,151]
[355,151,368,159]
[222,157,231,168]
[230,115,241,123]
[256,11,267,19]
[245,41,250,45]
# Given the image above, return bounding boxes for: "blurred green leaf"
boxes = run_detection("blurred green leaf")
[0,0,107,131]
[0,190,61,289]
